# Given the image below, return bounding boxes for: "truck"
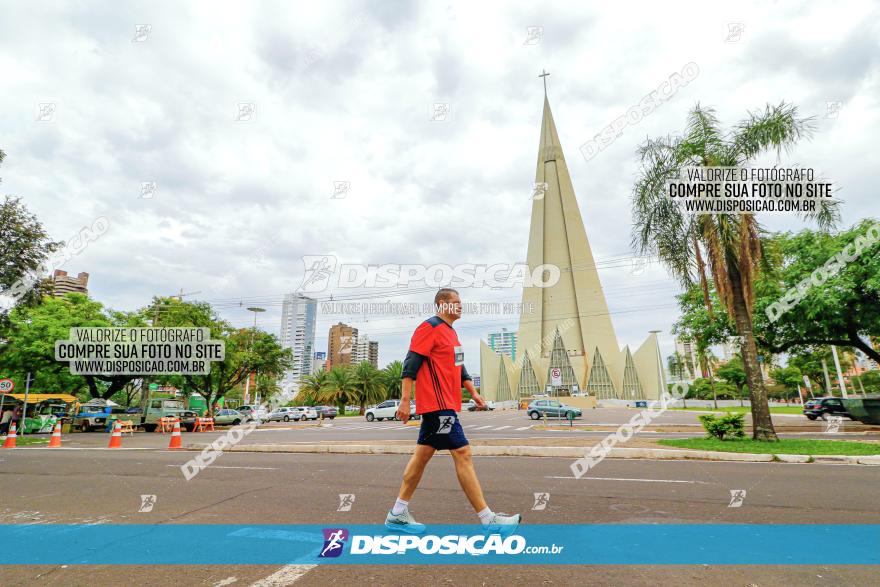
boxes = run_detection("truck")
[141,398,199,432]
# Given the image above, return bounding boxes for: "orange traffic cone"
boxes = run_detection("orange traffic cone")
[48,422,62,447]
[2,422,17,448]
[108,421,123,448]
[168,420,182,449]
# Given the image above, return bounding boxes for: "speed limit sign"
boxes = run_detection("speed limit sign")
[0,379,14,393]
[550,368,562,387]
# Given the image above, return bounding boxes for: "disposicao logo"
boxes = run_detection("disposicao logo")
[319,528,349,558]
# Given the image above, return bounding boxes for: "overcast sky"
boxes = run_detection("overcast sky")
[1,0,878,374]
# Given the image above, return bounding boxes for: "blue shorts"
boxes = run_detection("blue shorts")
[417,410,469,451]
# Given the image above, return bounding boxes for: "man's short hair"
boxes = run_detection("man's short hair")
[434,288,459,306]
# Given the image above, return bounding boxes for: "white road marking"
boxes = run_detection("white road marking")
[250,564,315,586]
[494,426,512,430]
[166,465,278,470]
[546,475,710,484]
[474,425,494,430]
[515,426,532,431]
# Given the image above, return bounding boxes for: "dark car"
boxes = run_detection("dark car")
[313,405,338,419]
[804,397,853,421]
[527,399,582,420]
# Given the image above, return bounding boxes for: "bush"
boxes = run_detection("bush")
[698,413,746,440]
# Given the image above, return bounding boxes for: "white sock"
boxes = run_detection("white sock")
[478,507,494,524]
[391,498,409,515]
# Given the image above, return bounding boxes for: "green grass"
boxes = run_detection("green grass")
[657,437,880,456]
[668,405,804,414]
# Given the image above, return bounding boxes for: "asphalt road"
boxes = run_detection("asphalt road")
[1,444,878,586]
[23,409,876,450]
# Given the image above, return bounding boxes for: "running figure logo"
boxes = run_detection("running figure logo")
[436,415,455,435]
[319,528,349,558]
[531,492,550,511]
[728,489,747,508]
[299,255,337,293]
[337,494,356,511]
[138,494,157,513]
[825,415,843,433]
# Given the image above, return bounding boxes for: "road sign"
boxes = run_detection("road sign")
[550,368,562,387]
[0,379,14,393]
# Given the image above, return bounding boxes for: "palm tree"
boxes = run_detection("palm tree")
[319,366,356,412]
[352,361,385,415]
[297,371,329,405]
[382,360,404,400]
[632,102,839,441]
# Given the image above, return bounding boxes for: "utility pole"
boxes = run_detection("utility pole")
[821,359,833,395]
[244,307,266,405]
[20,372,33,436]
[831,345,848,399]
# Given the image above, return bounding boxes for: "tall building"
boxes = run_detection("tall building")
[279,293,317,392]
[328,322,358,369]
[479,87,666,401]
[353,336,380,368]
[312,352,327,374]
[674,338,701,380]
[487,328,517,361]
[49,270,89,296]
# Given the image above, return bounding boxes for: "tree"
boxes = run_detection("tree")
[769,365,803,400]
[632,102,839,440]
[672,285,736,408]
[352,361,385,415]
[297,371,329,405]
[381,360,403,400]
[154,298,293,416]
[852,371,880,394]
[319,366,356,412]
[787,347,854,396]
[716,357,748,406]
[0,192,62,321]
[753,221,880,363]
[0,293,145,398]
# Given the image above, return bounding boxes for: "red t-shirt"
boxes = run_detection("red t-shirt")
[407,316,469,414]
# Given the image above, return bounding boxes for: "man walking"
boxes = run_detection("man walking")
[385,288,521,534]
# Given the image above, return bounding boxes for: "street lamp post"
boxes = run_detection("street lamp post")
[244,307,266,405]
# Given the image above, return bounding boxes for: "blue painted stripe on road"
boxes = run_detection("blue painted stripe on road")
[1,524,877,565]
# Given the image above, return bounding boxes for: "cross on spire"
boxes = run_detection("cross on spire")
[539,69,550,96]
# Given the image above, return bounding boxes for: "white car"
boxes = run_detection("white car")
[365,400,419,422]
[294,406,319,421]
[267,407,314,422]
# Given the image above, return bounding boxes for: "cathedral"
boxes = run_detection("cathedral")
[479,91,666,402]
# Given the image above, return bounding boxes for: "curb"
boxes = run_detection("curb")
[181,443,880,464]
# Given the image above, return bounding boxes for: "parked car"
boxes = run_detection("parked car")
[295,406,319,421]
[238,404,269,421]
[365,400,420,422]
[267,407,300,422]
[803,397,854,421]
[142,399,198,432]
[527,399,582,420]
[464,399,496,411]
[313,405,338,419]
[213,408,245,426]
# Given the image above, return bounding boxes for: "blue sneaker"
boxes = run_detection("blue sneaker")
[482,512,521,535]
[385,509,426,534]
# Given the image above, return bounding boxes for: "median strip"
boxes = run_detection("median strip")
[180,442,880,464]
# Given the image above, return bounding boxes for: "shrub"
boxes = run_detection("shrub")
[698,413,746,440]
